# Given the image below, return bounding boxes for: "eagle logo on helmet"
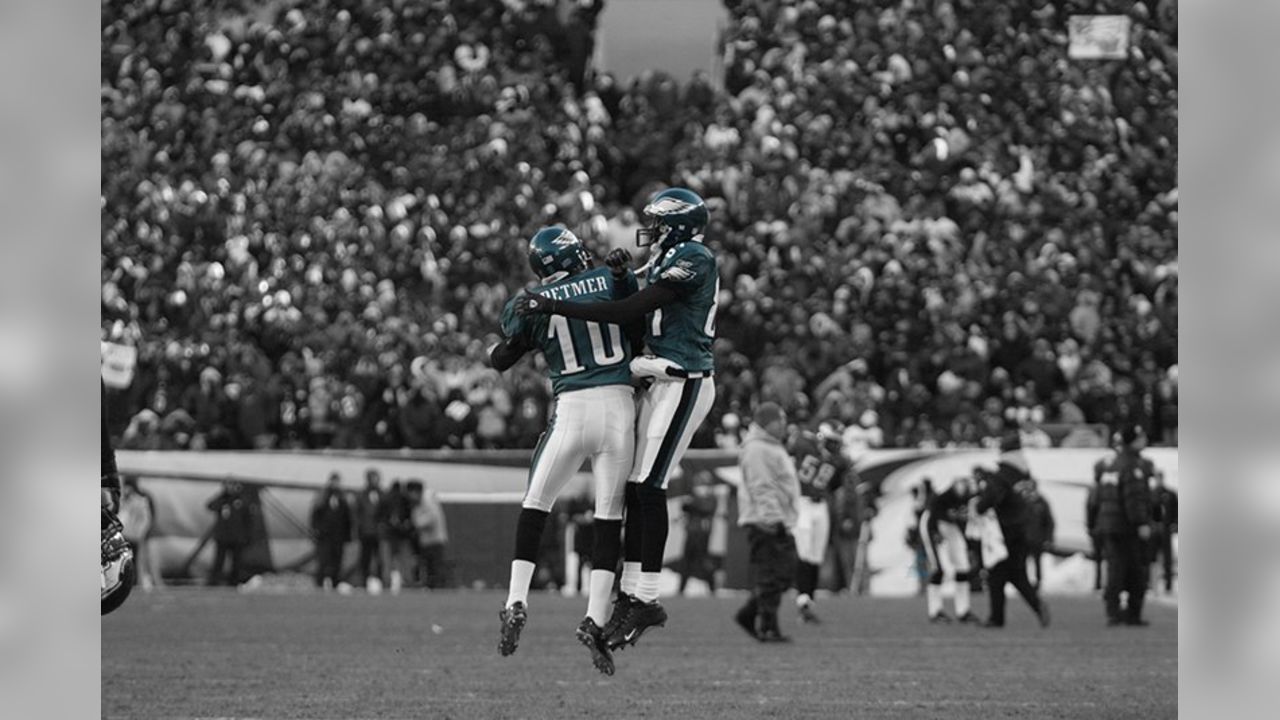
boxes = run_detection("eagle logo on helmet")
[645,196,696,217]
[550,229,579,248]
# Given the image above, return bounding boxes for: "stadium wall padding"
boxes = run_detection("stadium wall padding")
[118,448,1178,593]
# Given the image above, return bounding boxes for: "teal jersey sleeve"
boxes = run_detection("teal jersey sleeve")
[500,296,529,341]
[652,243,716,298]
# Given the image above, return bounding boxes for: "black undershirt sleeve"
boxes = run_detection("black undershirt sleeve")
[551,283,680,325]
[489,335,531,372]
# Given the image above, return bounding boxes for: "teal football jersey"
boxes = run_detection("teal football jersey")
[645,241,718,373]
[501,266,634,395]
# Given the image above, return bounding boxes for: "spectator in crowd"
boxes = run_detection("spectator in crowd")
[118,476,161,590]
[206,480,253,587]
[1149,469,1178,594]
[310,471,352,591]
[1022,480,1056,591]
[1090,426,1156,626]
[354,468,390,593]
[734,402,800,643]
[409,479,451,589]
[100,0,1177,455]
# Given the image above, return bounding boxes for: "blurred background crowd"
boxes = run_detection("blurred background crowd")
[101,0,1177,453]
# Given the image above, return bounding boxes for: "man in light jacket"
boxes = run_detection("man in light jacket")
[734,402,801,642]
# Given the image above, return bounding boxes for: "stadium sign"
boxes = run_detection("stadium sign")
[1068,15,1131,60]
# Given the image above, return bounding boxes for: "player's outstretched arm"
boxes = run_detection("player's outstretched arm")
[489,335,530,372]
[514,283,679,324]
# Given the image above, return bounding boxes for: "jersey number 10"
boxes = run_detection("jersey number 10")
[549,315,625,374]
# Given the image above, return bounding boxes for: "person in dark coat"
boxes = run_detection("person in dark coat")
[1022,481,1056,591]
[1090,425,1156,625]
[206,481,252,586]
[310,472,352,590]
[1149,470,1178,594]
[353,468,390,592]
[973,435,1050,628]
[675,471,718,596]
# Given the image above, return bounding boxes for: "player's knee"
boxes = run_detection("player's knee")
[522,496,553,513]
[929,569,944,585]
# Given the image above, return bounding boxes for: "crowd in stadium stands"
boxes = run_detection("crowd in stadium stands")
[101,0,1177,454]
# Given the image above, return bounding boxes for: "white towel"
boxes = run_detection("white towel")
[972,510,1008,569]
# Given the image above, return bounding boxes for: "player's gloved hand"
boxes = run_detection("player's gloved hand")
[774,522,788,539]
[513,291,557,317]
[605,248,633,277]
[1136,524,1151,541]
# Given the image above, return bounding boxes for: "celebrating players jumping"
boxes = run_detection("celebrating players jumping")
[516,187,719,651]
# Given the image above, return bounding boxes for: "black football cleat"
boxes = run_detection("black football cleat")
[601,593,640,648]
[498,602,527,657]
[758,630,793,643]
[929,612,954,624]
[956,612,980,625]
[980,619,1004,628]
[1036,601,1051,629]
[575,617,615,676]
[1125,617,1150,627]
[798,602,822,625]
[607,599,668,650]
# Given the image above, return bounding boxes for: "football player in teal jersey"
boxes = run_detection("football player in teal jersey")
[515,188,719,650]
[491,226,640,675]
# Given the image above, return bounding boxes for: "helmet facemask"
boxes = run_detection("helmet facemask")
[635,214,667,247]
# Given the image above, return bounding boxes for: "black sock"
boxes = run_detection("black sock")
[623,484,643,564]
[798,562,819,598]
[592,519,623,572]
[514,507,549,563]
[637,484,668,573]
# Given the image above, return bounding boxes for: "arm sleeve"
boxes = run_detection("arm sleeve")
[552,283,680,325]
[612,271,646,352]
[489,335,531,372]
[613,270,638,299]
[492,297,534,371]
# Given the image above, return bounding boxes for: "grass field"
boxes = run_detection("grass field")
[102,589,1177,719]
